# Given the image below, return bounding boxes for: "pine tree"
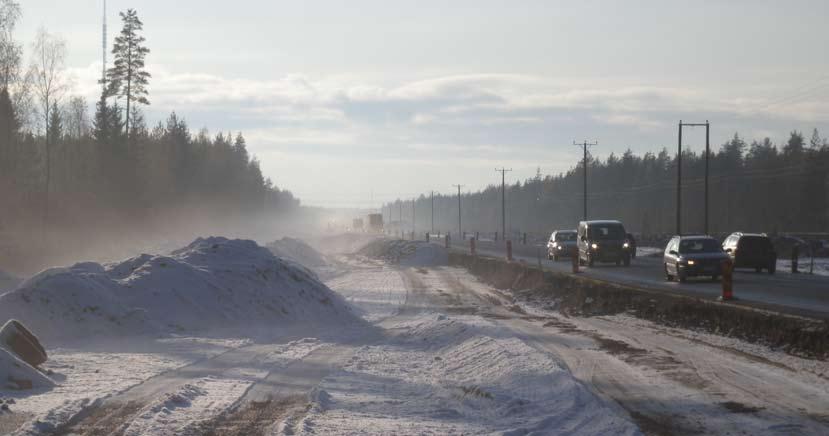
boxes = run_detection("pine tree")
[105,9,150,141]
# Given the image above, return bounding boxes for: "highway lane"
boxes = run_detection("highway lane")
[441,237,829,319]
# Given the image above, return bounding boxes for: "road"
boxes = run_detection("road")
[443,238,829,319]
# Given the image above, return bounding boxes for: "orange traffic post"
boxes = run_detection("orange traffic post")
[470,237,476,256]
[720,259,734,301]
[506,240,513,261]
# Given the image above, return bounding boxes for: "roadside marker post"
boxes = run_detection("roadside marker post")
[522,233,527,245]
[720,259,734,301]
[445,234,450,249]
[506,240,513,261]
[572,249,579,273]
[470,238,476,256]
[792,245,799,274]
[426,232,430,243]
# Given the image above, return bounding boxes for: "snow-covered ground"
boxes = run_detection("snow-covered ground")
[2,234,826,435]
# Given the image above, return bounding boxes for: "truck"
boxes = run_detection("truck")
[367,213,384,233]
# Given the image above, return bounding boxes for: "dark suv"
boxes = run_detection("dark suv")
[722,232,777,274]
[577,220,632,267]
[664,235,729,282]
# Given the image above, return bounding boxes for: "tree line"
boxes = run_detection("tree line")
[390,129,829,239]
[0,2,298,272]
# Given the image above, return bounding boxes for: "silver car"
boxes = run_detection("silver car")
[547,230,577,261]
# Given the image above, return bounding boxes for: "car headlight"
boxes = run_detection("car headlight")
[591,243,598,250]
[623,242,630,248]
[687,260,695,265]
[557,245,562,250]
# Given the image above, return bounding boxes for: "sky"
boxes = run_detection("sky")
[16,0,829,208]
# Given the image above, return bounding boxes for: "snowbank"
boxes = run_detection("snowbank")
[0,237,359,342]
[0,348,54,390]
[266,237,328,269]
[359,239,448,267]
[0,269,20,293]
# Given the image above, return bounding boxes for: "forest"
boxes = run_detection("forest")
[0,2,299,272]
[393,130,829,239]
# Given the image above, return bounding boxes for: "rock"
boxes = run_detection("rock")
[0,319,47,367]
[0,347,55,390]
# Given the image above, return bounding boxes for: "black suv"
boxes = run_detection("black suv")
[577,220,632,267]
[664,235,730,282]
[722,232,777,274]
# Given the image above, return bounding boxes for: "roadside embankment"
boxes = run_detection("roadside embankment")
[449,251,829,360]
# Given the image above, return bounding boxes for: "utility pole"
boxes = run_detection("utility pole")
[574,141,597,221]
[412,199,416,236]
[677,121,710,235]
[431,191,435,233]
[453,184,464,238]
[495,168,512,241]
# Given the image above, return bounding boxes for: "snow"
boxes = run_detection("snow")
[777,257,829,276]
[0,237,360,342]
[267,237,329,269]
[291,312,640,435]
[121,377,251,436]
[359,239,448,267]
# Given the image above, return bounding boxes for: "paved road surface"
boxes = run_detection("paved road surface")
[440,237,829,319]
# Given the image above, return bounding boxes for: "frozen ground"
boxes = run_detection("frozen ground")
[1,235,826,435]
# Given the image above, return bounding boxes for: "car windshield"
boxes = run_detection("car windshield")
[589,224,625,240]
[679,239,722,254]
[556,232,577,241]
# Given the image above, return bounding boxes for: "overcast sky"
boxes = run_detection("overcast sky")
[17,0,829,207]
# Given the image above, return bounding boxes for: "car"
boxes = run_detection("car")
[547,230,577,261]
[663,235,730,282]
[626,233,638,259]
[722,232,777,274]
[577,220,632,267]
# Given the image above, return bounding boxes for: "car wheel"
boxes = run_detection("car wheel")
[623,255,631,267]
[554,254,560,262]
[548,253,553,260]
[588,255,595,267]
[664,265,673,281]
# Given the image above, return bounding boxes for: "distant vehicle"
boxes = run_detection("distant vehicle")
[352,218,364,232]
[577,220,632,267]
[772,235,808,258]
[367,213,384,233]
[547,230,577,261]
[723,232,777,274]
[626,233,638,259]
[663,235,729,282]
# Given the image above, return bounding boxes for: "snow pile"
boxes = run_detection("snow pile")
[0,237,359,341]
[291,312,640,435]
[359,239,448,267]
[0,269,20,293]
[266,237,328,269]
